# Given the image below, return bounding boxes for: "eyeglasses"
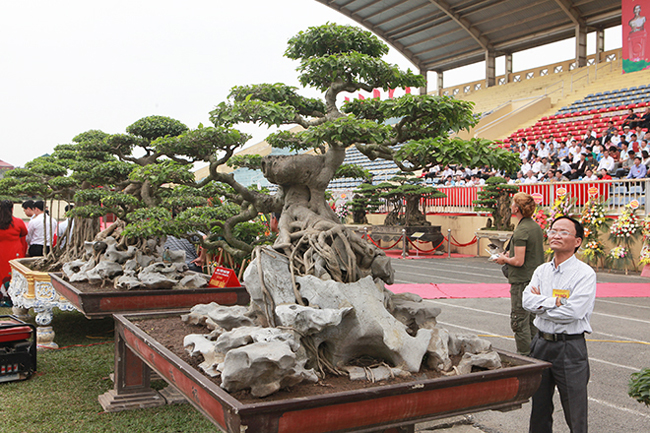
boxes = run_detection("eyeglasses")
[546,229,576,237]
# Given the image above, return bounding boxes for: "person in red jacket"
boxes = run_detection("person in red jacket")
[0,200,28,306]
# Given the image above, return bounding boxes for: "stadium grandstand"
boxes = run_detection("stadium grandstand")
[195,1,649,220]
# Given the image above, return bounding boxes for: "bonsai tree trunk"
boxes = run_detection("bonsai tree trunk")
[261,149,394,285]
[495,191,514,231]
[404,196,430,227]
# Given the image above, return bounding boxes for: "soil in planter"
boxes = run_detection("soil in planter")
[58,279,200,293]
[135,316,514,404]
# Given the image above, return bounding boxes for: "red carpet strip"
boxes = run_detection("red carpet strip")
[387,283,649,299]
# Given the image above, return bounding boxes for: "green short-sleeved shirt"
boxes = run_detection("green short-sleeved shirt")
[506,217,545,284]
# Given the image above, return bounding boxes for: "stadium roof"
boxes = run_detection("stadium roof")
[317,0,621,73]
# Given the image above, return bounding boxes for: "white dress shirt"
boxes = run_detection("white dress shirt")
[26,213,58,247]
[523,255,596,335]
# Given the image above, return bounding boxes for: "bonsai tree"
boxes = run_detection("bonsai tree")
[348,182,382,224]
[198,23,519,283]
[473,177,519,231]
[352,174,446,227]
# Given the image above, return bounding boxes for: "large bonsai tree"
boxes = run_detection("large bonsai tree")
[191,23,519,283]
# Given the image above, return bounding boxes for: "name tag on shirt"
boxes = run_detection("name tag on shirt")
[553,289,570,299]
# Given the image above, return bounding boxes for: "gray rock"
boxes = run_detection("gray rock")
[215,326,299,353]
[179,272,210,289]
[448,333,492,356]
[163,249,186,264]
[136,251,156,269]
[104,244,137,264]
[244,248,298,312]
[390,298,441,333]
[69,258,97,283]
[62,260,86,280]
[123,258,139,273]
[206,305,255,330]
[275,304,352,335]
[138,271,177,289]
[370,253,395,285]
[219,341,318,397]
[425,327,452,372]
[456,351,502,375]
[184,334,224,377]
[92,260,124,279]
[298,275,432,373]
[114,273,144,290]
[344,365,410,382]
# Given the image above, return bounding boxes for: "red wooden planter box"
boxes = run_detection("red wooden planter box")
[111,311,549,433]
[49,273,249,319]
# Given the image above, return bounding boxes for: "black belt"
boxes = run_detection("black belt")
[538,331,584,342]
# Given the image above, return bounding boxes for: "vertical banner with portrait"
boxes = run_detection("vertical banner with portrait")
[623,0,650,73]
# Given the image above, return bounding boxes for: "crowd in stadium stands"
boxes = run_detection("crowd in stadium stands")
[423,106,650,185]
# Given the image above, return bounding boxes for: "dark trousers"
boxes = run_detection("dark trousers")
[529,334,590,433]
[510,282,537,356]
[28,244,46,257]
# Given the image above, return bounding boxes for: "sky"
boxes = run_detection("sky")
[0,1,622,168]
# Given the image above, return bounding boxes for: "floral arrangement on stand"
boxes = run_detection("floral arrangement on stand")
[579,198,609,268]
[639,217,650,270]
[608,202,642,272]
[334,203,350,223]
[549,192,576,221]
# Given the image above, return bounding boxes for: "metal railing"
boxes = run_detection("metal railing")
[422,178,649,217]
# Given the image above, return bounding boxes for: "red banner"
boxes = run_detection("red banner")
[622,0,650,73]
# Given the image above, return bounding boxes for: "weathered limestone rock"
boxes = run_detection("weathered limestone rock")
[425,326,452,372]
[136,251,156,269]
[243,249,297,309]
[179,272,210,289]
[298,275,433,373]
[390,298,441,333]
[275,304,352,335]
[448,333,492,356]
[219,341,318,397]
[162,249,186,264]
[69,258,96,282]
[205,305,255,331]
[114,273,144,290]
[93,260,124,279]
[456,351,502,375]
[62,260,86,280]
[138,262,182,289]
[138,271,177,289]
[104,244,137,264]
[184,334,224,377]
[214,326,299,354]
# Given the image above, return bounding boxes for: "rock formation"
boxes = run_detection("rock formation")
[182,246,502,398]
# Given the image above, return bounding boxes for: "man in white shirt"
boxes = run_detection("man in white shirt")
[582,168,598,181]
[523,170,538,183]
[523,216,595,433]
[596,149,615,174]
[26,200,58,257]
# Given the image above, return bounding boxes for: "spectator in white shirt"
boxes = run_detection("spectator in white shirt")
[583,169,598,181]
[523,170,538,183]
[26,200,58,257]
[596,149,615,174]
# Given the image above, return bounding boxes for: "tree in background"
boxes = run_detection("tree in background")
[473,177,520,231]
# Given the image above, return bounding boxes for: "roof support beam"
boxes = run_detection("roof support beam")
[553,0,586,26]
[485,50,496,88]
[427,0,491,50]
[575,24,587,67]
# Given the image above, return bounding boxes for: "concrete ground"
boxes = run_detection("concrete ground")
[388,257,650,433]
